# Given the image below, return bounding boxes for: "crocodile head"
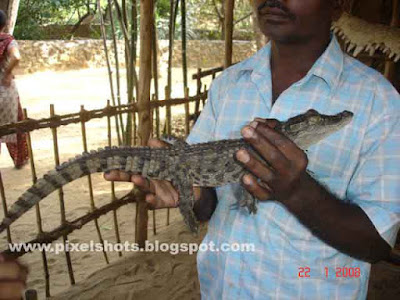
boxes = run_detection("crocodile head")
[277,109,354,149]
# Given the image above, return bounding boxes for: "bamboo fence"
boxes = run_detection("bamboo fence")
[0,70,217,296]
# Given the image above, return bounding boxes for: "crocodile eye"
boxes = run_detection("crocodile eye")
[308,116,320,124]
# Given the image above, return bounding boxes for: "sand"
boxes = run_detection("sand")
[0,67,211,299]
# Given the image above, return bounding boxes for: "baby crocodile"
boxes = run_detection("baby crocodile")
[0,109,353,233]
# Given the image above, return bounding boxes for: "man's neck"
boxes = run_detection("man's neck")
[270,33,331,102]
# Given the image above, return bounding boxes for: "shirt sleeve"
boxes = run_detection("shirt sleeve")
[186,79,219,144]
[347,80,400,248]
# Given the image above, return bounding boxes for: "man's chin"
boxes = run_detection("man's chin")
[261,28,309,44]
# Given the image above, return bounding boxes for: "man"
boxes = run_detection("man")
[106,0,400,299]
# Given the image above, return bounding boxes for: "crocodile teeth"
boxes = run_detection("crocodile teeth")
[347,43,356,52]
[369,46,376,56]
[353,46,364,57]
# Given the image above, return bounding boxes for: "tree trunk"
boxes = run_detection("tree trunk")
[0,0,20,34]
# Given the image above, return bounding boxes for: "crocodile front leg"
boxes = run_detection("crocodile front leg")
[239,188,258,214]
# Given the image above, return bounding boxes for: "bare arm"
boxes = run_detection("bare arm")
[2,45,20,87]
[4,45,21,75]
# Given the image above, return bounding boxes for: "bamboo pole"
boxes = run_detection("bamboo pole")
[384,0,398,81]
[165,86,172,137]
[23,108,51,297]
[106,101,122,257]
[130,0,139,98]
[136,0,154,247]
[152,14,159,101]
[224,0,235,68]
[0,94,209,137]
[202,84,207,106]
[181,0,188,90]
[153,94,160,138]
[130,0,139,146]
[184,87,190,136]
[194,68,202,117]
[107,0,125,142]
[49,105,75,286]
[97,0,122,145]
[167,0,179,97]
[80,105,109,264]
[165,86,171,226]
[24,289,38,300]
[0,172,11,244]
[114,0,136,145]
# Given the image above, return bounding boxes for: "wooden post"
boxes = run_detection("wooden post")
[0,172,11,244]
[80,105,109,264]
[384,0,398,81]
[50,105,76,286]
[24,109,51,297]
[97,0,122,145]
[181,0,188,90]
[184,87,190,136]
[194,68,202,118]
[224,0,235,68]
[106,101,122,257]
[136,0,154,247]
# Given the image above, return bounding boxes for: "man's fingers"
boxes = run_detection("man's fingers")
[131,175,156,194]
[254,118,279,129]
[103,170,131,182]
[242,174,274,201]
[148,138,169,148]
[242,125,290,174]
[236,149,276,185]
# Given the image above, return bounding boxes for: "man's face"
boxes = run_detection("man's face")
[253,0,335,43]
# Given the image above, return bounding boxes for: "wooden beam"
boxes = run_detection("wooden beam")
[6,0,19,34]
[136,0,154,247]
[384,0,399,81]
[224,0,235,68]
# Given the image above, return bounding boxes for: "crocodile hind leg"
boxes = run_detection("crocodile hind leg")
[172,175,199,233]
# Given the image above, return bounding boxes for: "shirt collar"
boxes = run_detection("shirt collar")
[237,34,344,91]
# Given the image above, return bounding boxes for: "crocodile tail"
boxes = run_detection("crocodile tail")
[0,146,168,234]
[0,153,95,234]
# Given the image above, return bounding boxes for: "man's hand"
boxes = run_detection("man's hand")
[0,254,28,300]
[104,138,179,209]
[236,118,308,205]
[235,118,392,263]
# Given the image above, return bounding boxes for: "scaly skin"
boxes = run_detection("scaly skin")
[0,109,353,233]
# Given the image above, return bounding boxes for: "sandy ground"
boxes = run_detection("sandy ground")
[0,67,399,299]
[0,67,211,299]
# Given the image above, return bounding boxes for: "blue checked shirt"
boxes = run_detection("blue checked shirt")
[186,36,400,299]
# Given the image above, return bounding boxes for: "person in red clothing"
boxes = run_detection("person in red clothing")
[0,9,28,169]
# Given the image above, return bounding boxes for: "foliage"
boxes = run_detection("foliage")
[14,0,106,39]
[14,0,254,40]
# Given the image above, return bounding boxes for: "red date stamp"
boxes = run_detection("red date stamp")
[298,267,361,278]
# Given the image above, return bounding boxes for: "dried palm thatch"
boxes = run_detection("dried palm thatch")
[333,12,400,62]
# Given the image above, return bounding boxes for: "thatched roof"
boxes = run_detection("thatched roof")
[333,12,400,62]
[332,0,400,62]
